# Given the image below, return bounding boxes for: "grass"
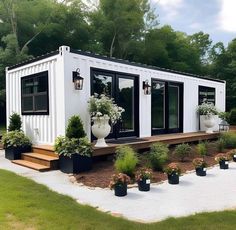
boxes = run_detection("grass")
[1,169,236,230]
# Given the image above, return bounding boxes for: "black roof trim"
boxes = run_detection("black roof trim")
[8,50,59,70]
[70,49,225,84]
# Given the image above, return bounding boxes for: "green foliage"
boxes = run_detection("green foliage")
[164,163,181,176]
[8,112,22,131]
[219,112,230,123]
[149,142,169,171]
[114,145,138,177]
[196,142,207,158]
[217,138,225,152]
[66,115,86,139]
[175,143,191,162]
[2,131,32,148]
[220,132,236,148]
[229,108,236,125]
[54,136,92,157]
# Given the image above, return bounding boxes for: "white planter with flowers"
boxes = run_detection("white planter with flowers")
[197,102,219,133]
[88,94,124,147]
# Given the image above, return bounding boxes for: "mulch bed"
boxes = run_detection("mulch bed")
[74,141,236,188]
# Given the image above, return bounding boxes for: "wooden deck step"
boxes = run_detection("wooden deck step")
[22,152,59,169]
[32,145,57,157]
[12,160,50,172]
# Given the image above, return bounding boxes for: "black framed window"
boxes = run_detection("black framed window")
[199,86,215,105]
[21,71,49,115]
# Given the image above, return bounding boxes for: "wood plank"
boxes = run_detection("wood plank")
[32,146,58,157]
[23,152,58,161]
[12,160,50,172]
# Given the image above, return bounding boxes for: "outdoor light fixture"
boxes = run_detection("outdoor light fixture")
[72,68,84,90]
[143,79,151,95]
[219,120,230,132]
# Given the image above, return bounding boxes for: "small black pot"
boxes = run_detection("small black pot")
[233,154,236,162]
[196,167,207,176]
[59,154,92,174]
[219,160,229,169]
[5,146,31,160]
[114,183,127,197]
[168,173,179,184]
[138,179,150,192]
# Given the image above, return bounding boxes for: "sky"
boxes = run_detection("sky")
[152,0,236,46]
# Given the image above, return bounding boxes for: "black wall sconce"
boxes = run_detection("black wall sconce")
[72,68,84,90]
[143,79,151,95]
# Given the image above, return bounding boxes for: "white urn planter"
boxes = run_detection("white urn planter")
[200,115,219,132]
[202,115,216,133]
[92,116,111,147]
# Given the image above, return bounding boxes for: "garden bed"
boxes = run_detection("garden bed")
[74,141,236,188]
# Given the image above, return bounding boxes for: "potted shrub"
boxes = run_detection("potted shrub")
[215,153,231,169]
[175,143,191,162]
[192,158,207,176]
[2,131,32,160]
[8,112,22,131]
[114,145,138,177]
[165,163,181,185]
[109,173,130,197]
[229,150,236,162]
[149,142,169,171]
[197,102,218,133]
[54,136,92,174]
[136,168,152,192]
[88,94,124,147]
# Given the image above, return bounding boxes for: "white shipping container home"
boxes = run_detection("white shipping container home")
[6,46,226,145]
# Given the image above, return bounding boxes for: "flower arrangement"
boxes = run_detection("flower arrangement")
[135,168,152,182]
[215,153,231,163]
[192,158,207,168]
[88,94,124,124]
[109,173,131,190]
[164,163,181,176]
[197,102,218,117]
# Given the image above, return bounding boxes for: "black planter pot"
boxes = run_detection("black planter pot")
[5,146,31,160]
[114,183,127,197]
[138,179,150,192]
[219,160,229,169]
[196,167,207,176]
[59,154,92,174]
[168,173,179,184]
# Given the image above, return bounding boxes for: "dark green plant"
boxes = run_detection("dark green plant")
[8,112,22,131]
[175,143,191,162]
[196,142,207,158]
[229,108,236,125]
[66,115,86,139]
[219,112,230,123]
[220,132,236,148]
[54,136,92,158]
[149,142,169,171]
[2,131,32,148]
[217,138,225,152]
[114,145,138,177]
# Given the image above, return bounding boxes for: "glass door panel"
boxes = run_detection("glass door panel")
[93,73,113,97]
[152,81,165,132]
[118,78,134,133]
[168,85,179,129]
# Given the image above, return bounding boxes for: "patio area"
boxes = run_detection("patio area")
[1,149,236,223]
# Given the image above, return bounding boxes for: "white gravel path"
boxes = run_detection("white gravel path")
[1,149,236,223]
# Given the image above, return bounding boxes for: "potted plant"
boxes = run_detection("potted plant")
[229,150,236,162]
[215,153,231,169]
[192,158,207,176]
[2,131,32,160]
[88,94,124,147]
[54,136,92,174]
[135,168,152,192]
[109,173,130,197]
[54,115,92,174]
[197,102,218,133]
[165,163,181,185]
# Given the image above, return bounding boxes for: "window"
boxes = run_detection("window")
[199,86,215,105]
[21,71,49,115]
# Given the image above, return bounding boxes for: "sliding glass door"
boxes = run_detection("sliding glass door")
[151,80,183,135]
[91,69,139,139]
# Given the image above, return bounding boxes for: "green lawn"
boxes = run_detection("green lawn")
[0,169,236,230]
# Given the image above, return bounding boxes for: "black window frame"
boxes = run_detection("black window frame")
[21,71,49,115]
[198,86,216,105]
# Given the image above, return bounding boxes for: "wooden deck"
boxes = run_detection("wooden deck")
[92,132,220,156]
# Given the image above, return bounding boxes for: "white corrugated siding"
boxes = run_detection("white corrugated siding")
[6,58,58,144]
